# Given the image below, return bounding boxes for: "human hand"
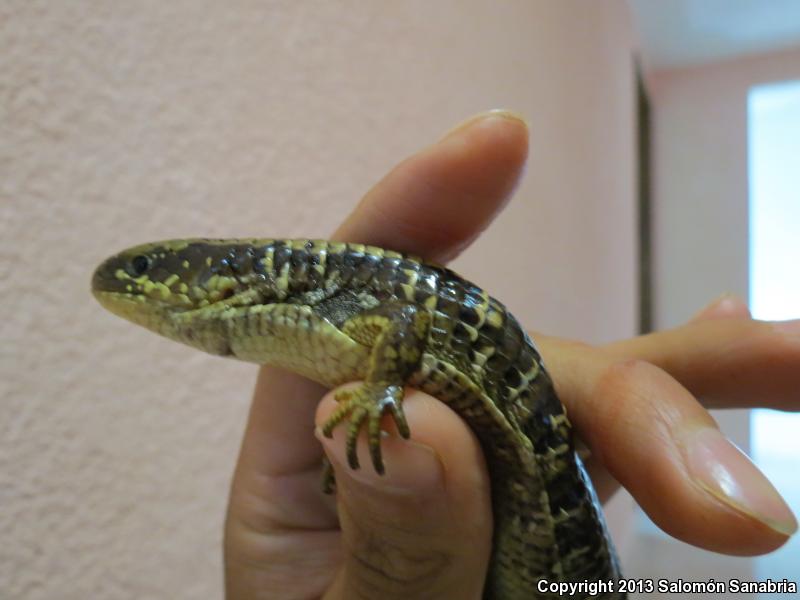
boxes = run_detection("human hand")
[224,111,798,599]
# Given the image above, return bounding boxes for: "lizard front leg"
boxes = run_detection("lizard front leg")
[320,301,431,474]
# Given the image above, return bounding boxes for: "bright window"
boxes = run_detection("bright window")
[748,79,800,580]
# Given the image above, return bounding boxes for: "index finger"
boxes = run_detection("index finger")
[336,110,529,261]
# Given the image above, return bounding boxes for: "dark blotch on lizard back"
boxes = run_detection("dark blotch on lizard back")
[459,303,481,326]
[503,367,523,389]
[273,243,292,271]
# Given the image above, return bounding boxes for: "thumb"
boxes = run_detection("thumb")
[316,388,492,600]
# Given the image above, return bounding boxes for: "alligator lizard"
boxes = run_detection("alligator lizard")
[91,238,624,600]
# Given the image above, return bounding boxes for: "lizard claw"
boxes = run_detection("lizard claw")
[321,456,336,494]
[320,384,408,474]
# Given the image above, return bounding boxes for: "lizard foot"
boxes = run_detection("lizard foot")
[320,383,410,474]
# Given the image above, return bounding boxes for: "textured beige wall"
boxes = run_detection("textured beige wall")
[1,2,636,598]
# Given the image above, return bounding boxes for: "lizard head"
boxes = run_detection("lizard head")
[91,239,265,355]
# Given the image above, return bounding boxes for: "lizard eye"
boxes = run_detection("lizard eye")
[130,255,151,276]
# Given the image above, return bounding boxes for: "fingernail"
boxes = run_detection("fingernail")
[686,428,798,536]
[692,293,751,321]
[315,428,445,496]
[440,109,528,141]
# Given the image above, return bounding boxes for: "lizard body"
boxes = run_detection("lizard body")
[92,238,624,599]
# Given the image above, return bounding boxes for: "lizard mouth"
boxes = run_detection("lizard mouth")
[91,289,177,328]
[92,288,237,357]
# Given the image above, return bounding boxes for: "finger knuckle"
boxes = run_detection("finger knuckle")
[346,528,452,598]
[586,358,658,456]
[593,358,654,414]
